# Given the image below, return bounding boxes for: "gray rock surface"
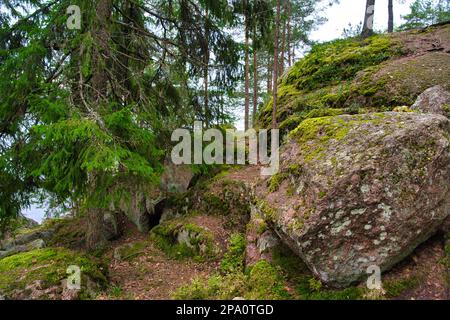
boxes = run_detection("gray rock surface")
[256,112,450,287]
[411,85,450,117]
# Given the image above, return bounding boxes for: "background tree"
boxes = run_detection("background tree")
[0,0,242,247]
[399,0,450,30]
[388,0,394,32]
[362,0,376,38]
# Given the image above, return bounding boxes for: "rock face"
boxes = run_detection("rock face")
[256,112,450,287]
[110,163,193,233]
[411,85,450,118]
[0,229,53,259]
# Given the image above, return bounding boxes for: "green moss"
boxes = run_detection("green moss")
[268,172,288,193]
[0,248,107,299]
[172,260,290,300]
[150,221,216,261]
[257,27,450,130]
[284,35,397,92]
[256,200,278,222]
[383,276,420,298]
[245,260,291,300]
[443,104,450,118]
[220,233,246,274]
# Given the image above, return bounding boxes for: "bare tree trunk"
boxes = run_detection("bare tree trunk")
[280,3,287,76]
[388,0,394,33]
[86,0,112,251]
[252,27,258,127]
[287,1,292,67]
[244,5,250,132]
[267,55,273,95]
[361,0,376,38]
[204,8,210,127]
[272,0,281,129]
[86,207,106,250]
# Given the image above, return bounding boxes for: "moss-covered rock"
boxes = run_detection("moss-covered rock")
[150,218,218,261]
[257,24,450,136]
[162,172,251,232]
[0,248,107,300]
[172,259,290,300]
[255,112,450,288]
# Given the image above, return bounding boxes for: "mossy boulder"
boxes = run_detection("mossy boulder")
[162,173,251,232]
[255,112,450,288]
[258,23,450,135]
[0,248,107,300]
[150,218,219,261]
[411,85,450,118]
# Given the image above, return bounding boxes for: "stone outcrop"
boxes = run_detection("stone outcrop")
[411,85,450,118]
[256,112,450,287]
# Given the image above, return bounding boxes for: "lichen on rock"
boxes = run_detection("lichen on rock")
[255,112,450,288]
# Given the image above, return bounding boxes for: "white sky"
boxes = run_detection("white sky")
[311,0,415,42]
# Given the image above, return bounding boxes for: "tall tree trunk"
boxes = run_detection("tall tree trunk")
[272,0,281,129]
[280,3,287,76]
[86,207,106,250]
[252,26,258,127]
[388,0,394,33]
[267,55,273,95]
[287,1,292,67]
[361,0,376,38]
[244,5,250,132]
[204,8,210,127]
[86,0,112,251]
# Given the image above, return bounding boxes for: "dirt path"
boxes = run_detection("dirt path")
[97,213,234,300]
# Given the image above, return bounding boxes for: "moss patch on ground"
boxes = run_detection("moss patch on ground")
[150,220,217,262]
[172,232,290,300]
[0,247,107,299]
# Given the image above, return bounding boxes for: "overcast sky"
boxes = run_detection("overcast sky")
[311,0,414,41]
[23,0,416,223]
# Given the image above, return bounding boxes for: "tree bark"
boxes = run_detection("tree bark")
[252,27,258,127]
[361,0,376,38]
[86,207,106,250]
[388,0,394,33]
[267,55,273,95]
[280,2,287,76]
[85,0,112,251]
[204,8,210,127]
[272,0,281,129]
[244,4,250,132]
[287,1,292,67]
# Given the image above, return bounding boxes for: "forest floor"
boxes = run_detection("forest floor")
[96,215,232,300]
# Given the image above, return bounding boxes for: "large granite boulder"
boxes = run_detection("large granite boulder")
[255,112,450,287]
[411,85,450,118]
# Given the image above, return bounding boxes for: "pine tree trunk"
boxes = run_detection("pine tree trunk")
[204,8,210,127]
[361,0,376,38]
[272,0,281,129]
[267,55,273,95]
[85,0,112,250]
[86,207,106,250]
[280,3,287,76]
[388,0,394,33]
[244,7,250,132]
[253,28,258,127]
[287,1,292,67]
